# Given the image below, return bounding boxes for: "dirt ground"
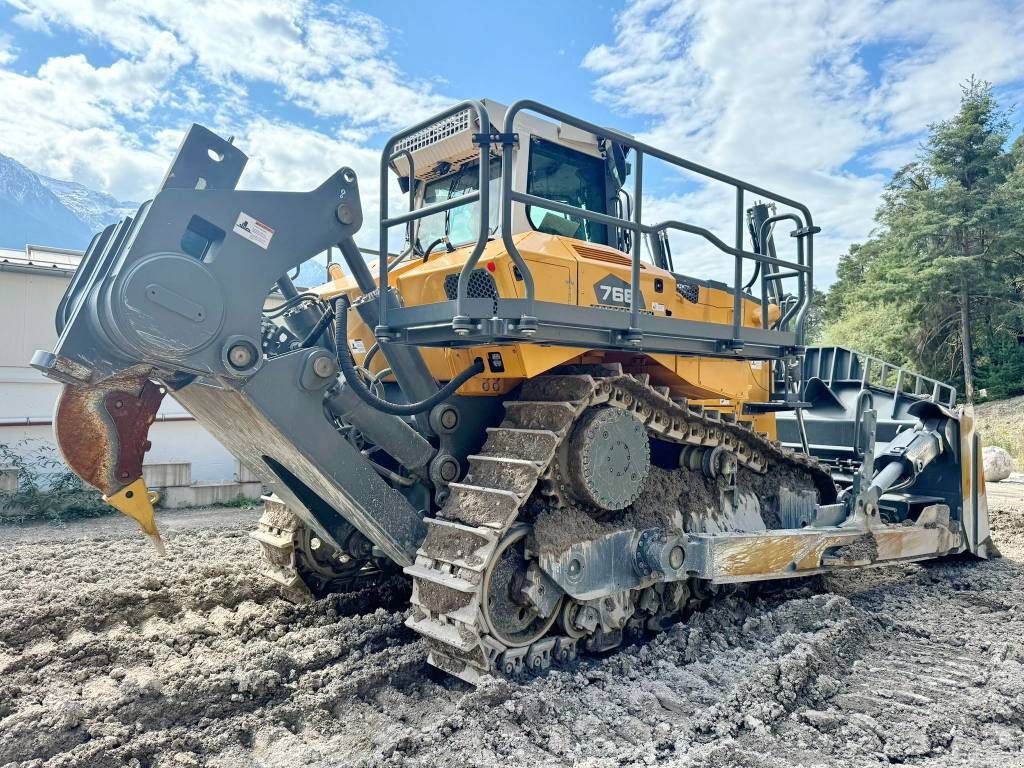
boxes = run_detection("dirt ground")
[1,480,1023,768]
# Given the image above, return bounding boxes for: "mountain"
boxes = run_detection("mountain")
[37,175,137,234]
[0,152,331,286]
[0,153,136,251]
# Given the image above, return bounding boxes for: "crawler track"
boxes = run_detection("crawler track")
[252,496,384,603]
[405,366,836,682]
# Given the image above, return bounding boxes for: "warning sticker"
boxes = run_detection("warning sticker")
[350,339,365,354]
[233,212,274,249]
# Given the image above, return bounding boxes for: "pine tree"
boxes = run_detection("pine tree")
[818,78,1024,401]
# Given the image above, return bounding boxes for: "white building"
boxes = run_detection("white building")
[0,244,258,501]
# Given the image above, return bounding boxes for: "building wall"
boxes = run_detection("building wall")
[0,263,242,483]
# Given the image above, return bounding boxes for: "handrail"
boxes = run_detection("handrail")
[758,213,810,339]
[376,97,819,350]
[377,100,492,337]
[649,220,810,271]
[499,99,815,347]
[807,347,957,408]
[388,148,417,251]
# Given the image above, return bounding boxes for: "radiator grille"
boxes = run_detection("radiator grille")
[443,269,499,312]
[676,280,699,303]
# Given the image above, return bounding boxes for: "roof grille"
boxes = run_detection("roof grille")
[395,109,472,155]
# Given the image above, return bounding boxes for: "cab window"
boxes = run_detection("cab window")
[526,137,608,245]
[418,157,501,248]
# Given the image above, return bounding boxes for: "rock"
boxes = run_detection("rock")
[983,446,1015,482]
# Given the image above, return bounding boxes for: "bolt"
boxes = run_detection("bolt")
[228,342,256,370]
[336,203,355,225]
[312,355,335,378]
[309,537,321,551]
[439,406,459,431]
[567,558,582,577]
[439,457,459,482]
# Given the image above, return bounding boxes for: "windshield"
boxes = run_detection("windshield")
[526,137,608,245]
[418,157,501,248]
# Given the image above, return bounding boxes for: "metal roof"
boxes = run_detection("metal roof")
[0,244,83,275]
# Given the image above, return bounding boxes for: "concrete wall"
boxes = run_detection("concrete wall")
[0,261,245,483]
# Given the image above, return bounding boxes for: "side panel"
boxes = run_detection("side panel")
[325,233,778,426]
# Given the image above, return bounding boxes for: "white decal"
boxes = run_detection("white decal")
[233,211,274,249]
[350,339,366,354]
[750,360,764,370]
[599,284,633,304]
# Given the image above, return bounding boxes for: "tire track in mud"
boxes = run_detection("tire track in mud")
[0,527,424,768]
[2,493,1024,768]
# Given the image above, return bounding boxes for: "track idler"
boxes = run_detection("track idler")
[51,367,166,553]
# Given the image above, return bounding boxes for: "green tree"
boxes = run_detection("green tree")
[818,78,1024,401]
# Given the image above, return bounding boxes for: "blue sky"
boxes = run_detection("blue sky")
[2,0,1024,285]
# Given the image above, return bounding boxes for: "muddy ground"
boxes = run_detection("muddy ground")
[1,480,1023,768]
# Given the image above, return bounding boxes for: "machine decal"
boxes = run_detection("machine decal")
[233,211,274,249]
[593,274,644,309]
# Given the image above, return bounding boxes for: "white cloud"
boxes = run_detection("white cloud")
[0,34,15,65]
[583,0,1024,285]
[8,0,449,129]
[0,46,182,196]
[0,0,450,246]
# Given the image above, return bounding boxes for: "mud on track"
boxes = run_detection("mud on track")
[1,483,1023,768]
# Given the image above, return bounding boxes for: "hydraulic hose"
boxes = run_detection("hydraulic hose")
[333,295,484,415]
[299,306,335,348]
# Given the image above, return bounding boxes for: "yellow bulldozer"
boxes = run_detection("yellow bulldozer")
[34,99,991,683]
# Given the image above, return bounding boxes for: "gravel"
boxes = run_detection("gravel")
[2,482,1023,768]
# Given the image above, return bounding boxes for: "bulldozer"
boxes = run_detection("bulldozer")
[33,99,993,683]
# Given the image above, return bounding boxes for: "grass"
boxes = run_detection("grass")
[194,493,261,510]
[975,395,1024,465]
[976,423,1024,463]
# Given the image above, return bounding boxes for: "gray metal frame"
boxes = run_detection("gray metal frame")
[34,124,429,566]
[804,346,957,409]
[375,99,819,361]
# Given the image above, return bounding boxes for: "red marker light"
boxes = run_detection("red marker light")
[486,261,496,272]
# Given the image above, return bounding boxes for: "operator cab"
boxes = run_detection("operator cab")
[390,99,633,258]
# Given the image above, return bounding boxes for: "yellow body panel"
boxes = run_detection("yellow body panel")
[316,233,778,437]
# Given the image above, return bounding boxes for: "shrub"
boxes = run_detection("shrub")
[0,441,110,524]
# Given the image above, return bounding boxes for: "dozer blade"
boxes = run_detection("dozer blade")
[53,369,166,553]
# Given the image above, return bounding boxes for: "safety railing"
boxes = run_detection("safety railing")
[804,347,957,408]
[377,100,494,335]
[375,98,820,356]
